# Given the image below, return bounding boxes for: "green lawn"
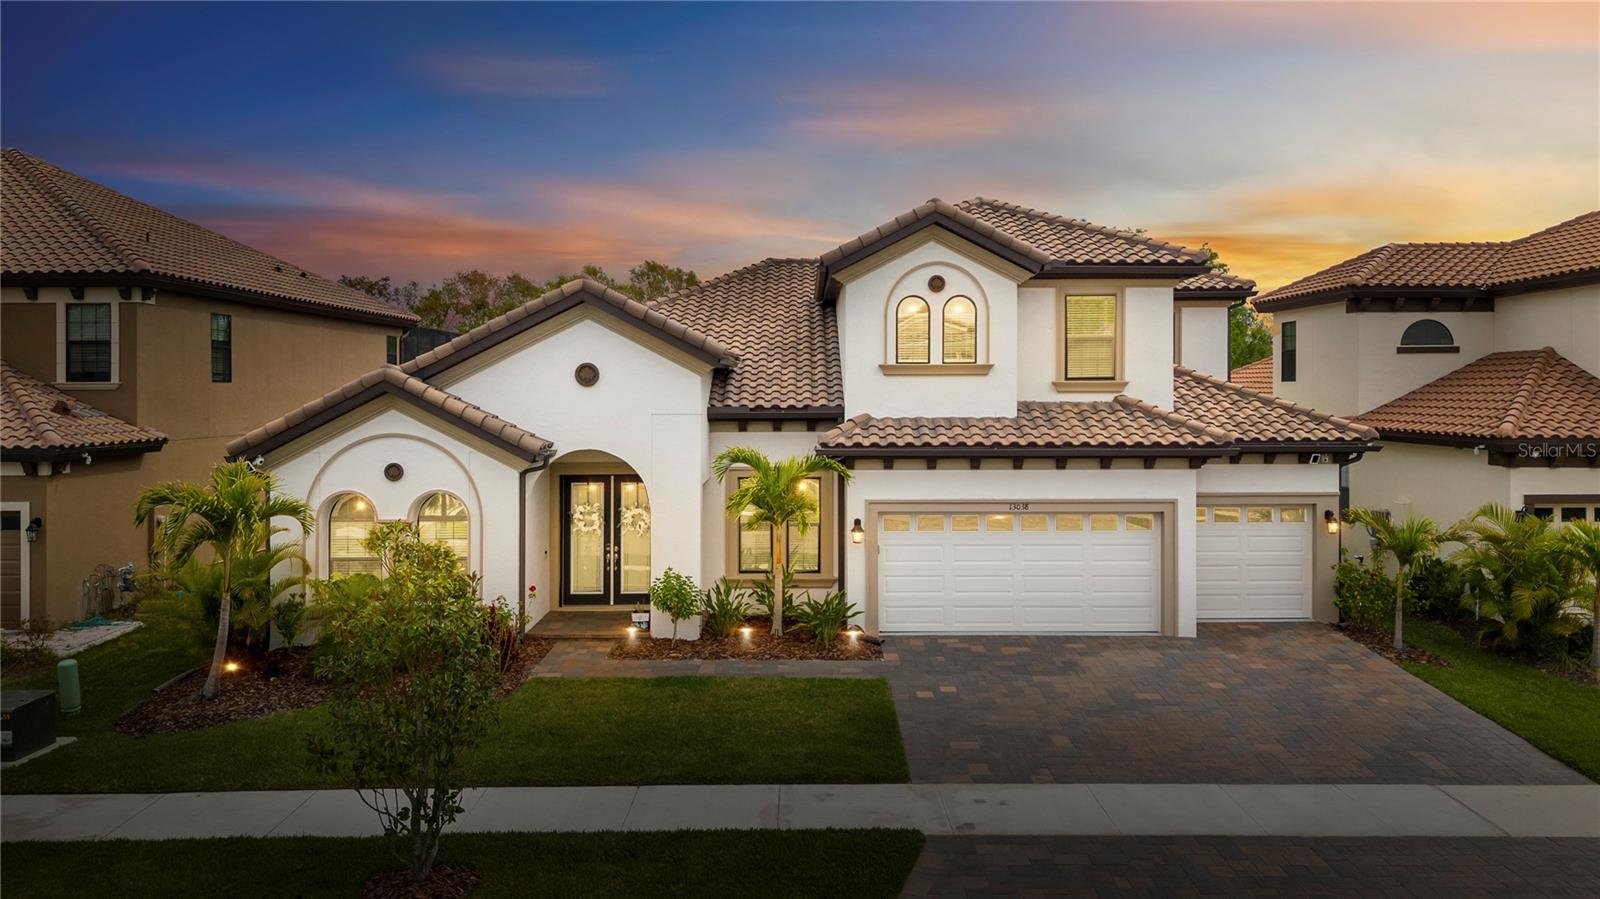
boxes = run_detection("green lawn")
[2,598,908,793]
[1401,618,1600,782]
[3,830,926,899]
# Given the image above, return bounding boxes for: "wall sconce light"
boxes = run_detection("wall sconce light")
[1323,510,1340,535]
[850,518,864,544]
[24,517,42,543]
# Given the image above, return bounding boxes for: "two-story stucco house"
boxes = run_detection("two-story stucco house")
[1254,211,1600,535]
[227,198,1378,638]
[0,149,417,628]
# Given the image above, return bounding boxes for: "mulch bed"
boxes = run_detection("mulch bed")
[609,619,882,661]
[496,637,555,694]
[1332,624,1451,668]
[364,865,480,899]
[115,648,331,736]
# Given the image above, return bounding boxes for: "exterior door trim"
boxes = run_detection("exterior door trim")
[1,501,31,627]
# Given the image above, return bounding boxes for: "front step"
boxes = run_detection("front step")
[527,611,635,641]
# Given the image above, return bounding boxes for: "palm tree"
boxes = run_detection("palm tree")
[712,448,850,636]
[135,460,313,699]
[1557,519,1600,674]
[1347,508,1462,650]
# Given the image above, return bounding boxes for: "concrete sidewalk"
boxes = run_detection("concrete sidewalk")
[4,783,1597,842]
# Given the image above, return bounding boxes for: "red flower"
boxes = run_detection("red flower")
[527,584,538,594]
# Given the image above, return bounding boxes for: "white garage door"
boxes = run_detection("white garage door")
[1196,504,1312,620]
[877,510,1161,634]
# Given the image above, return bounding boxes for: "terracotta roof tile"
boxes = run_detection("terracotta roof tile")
[1255,211,1600,308]
[1352,348,1600,440]
[1,360,166,455]
[818,396,1230,452]
[1174,367,1377,445]
[649,259,841,412]
[1228,357,1274,395]
[1177,271,1257,295]
[955,198,1211,267]
[2,148,416,325]
[225,365,551,461]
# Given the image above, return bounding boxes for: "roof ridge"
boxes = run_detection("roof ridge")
[5,148,153,274]
[1495,346,1557,438]
[1111,392,1233,443]
[1176,365,1379,439]
[959,196,1201,261]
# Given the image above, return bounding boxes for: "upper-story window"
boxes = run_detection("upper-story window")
[942,296,977,364]
[1281,321,1297,382]
[65,304,112,383]
[895,296,930,363]
[1062,294,1118,380]
[386,334,400,365]
[210,314,232,383]
[1398,319,1457,353]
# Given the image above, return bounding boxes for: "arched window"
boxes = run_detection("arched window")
[1400,319,1454,347]
[328,493,379,577]
[895,297,930,363]
[942,296,977,364]
[416,492,469,567]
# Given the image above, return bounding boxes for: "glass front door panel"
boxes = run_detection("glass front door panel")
[568,480,606,596]
[618,480,651,596]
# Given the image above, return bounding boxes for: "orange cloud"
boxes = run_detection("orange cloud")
[1155,2,1599,53]
[786,85,1041,145]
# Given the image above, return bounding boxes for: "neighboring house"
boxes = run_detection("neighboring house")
[0,148,417,628]
[1229,357,1274,395]
[1253,211,1600,534]
[229,197,1375,639]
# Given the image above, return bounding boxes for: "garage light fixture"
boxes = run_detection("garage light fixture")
[24,517,42,543]
[1323,510,1340,535]
[850,518,864,544]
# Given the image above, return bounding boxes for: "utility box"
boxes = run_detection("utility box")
[1,690,58,762]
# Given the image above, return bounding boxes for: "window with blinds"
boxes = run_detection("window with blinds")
[416,492,470,567]
[896,297,930,363]
[942,296,977,363]
[1064,295,1117,379]
[329,493,380,577]
[736,476,822,574]
[65,303,112,382]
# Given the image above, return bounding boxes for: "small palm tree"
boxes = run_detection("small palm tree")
[712,448,850,636]
[1347,508,1462,650]
[135,461,313,699]
[1558,519,1600,674]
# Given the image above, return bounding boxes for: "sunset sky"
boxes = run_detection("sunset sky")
[3,2,1596,291]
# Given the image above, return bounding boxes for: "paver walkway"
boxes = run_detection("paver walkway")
[529,624,1590,785]
[5,783,1597,842]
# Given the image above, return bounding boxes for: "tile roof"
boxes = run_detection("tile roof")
[1174,367,1377,446]
[403,278,737,377]
[1,148,416,325]
[226,365,551,462]
[818,396,1232,454]
[1,360,167,456]
[1352,348,1600,441]
[1176,271,1257,296]
[649,259,842,412]
[1228,357,1274,395]
[954,198,1211,268]
[1255,211,1600,308]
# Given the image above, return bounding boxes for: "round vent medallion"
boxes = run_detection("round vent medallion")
[574,362,600,387]
[927,275,946,293]
[383,462,404,482]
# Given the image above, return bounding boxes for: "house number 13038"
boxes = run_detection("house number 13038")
[1007,503,1030,511]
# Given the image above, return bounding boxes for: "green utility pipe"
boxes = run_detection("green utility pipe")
[57,658,81,715]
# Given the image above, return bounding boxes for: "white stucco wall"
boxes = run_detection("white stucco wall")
[1015,281,1179,407]
[702,428,832,585]
[265,402,526,603]
[1196,458,1341,495]
[1352,311,1495,412]
[1178,305,1229,377]
[1493,283,1600,373]
[1273,304,1357,416]
[837,237,1022,418]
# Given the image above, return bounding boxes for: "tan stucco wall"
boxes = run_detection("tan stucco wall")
[1493,283,1600,373]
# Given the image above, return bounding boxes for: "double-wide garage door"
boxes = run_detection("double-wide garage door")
[877,510,1161,634]
[1196,504,1312,620]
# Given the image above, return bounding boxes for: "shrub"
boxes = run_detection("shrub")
[650,567,700,642]
[1455,504,1586,661]
[1407,555,1466,620]
[481,598,520,674]
[271,596,307,647]
[747,565,802,627]
[790,591,860,647]
[1334,553,1393,631]
[701,579,749,639]
[308,522,498,884]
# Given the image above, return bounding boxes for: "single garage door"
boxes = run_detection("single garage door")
[1196,504,1312,620]
[877,510,1161,634]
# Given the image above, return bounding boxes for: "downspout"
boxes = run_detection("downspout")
[517,447,555,632]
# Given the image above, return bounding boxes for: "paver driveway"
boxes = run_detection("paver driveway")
[883,623,1589,785]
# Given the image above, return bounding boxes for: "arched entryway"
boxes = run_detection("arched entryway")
[545,449,651,607]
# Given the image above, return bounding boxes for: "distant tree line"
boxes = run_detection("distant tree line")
[340,261,700,331]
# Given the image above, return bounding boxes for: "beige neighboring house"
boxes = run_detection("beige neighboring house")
[1253,211,1600,536]
[0,148,416,628]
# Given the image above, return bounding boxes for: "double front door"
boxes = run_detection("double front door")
[560,475,651,606]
